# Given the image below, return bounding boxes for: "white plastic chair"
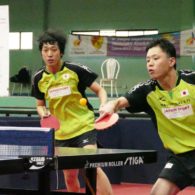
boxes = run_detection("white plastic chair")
[100,58,120,97]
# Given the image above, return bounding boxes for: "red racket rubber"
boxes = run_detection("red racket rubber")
[95,113,119,130]
[40,115,60,130]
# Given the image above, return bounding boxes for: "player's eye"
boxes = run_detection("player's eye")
[146,59,150,63]
[42,48,48,52]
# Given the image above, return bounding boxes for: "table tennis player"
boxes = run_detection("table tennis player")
[99,38,195,195]
[31,29,113,195]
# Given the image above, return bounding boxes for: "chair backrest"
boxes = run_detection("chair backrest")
[101,58,120,79]
[18,67,31,83]
[10,67,31,84]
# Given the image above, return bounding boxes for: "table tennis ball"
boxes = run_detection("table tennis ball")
[80,98,87,106]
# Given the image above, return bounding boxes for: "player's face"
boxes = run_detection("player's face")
[41,42,62,67]
[146,46,175,80]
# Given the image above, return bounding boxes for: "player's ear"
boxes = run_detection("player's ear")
[169,57,176,68]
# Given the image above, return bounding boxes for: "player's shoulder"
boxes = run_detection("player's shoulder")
[179,69,195,84]
[179,69,195,76]
[32,67,45,81]
[129,79,156,93]
[64,61,93,74]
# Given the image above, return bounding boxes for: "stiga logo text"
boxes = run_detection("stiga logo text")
[84,156,144,168]
[124,156,144,165]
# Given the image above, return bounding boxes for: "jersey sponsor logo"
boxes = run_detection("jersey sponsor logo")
[159,97,191,107]
[159,96,166,101]
[128,79,154,94]
[80,64,93,73]
[162,104,193,119]
[180,69,195,76]
[66,62,93,73]
[48,86,71,98]
[164,162,173,169]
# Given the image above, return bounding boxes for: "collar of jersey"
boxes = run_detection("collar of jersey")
[44,62,65,74]
[156,71,181,91]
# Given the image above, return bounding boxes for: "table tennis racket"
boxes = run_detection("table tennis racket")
[95,113,119,130]
[40,115,60,130]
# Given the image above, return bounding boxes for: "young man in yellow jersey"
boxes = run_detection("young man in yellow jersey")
[100,38,195,195]
[32,29,113,195]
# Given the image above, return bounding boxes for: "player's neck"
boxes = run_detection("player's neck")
[158,70,178,91]
[46,61,62,74]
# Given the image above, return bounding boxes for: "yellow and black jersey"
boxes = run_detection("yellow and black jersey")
[125,70,195,154]
[32,61,98,140]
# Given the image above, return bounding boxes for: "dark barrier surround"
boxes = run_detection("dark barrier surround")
[0,117,168,190]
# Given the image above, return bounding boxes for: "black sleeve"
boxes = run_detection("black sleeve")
[65,62,98,88]
[180,70,195,84]
[76,64,98,87]
[124,80,153,113]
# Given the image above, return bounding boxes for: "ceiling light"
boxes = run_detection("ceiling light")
[144,30,158,35]
[72,31,99,36]
[100,30,115,36]
[116,31,129,37]
[128,31,144,36]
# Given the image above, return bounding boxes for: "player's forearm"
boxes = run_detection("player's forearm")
[106,99,121,113]
[99,97,129,114]
[97,87,107,107]
[114,97,129,111]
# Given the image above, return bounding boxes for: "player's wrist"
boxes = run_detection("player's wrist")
[42,114,51,119]
[99,103,106,109]
[39,110,51,119]
[99,101,115,115]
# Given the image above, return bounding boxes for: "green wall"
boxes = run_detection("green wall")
[0,0,194,95]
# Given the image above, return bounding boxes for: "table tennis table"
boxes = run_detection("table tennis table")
[0,126,157,195]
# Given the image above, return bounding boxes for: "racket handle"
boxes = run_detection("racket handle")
[42,113,51,119]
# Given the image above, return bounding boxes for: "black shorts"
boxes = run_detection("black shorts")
[159,150,195,190]
[55,130,97,148]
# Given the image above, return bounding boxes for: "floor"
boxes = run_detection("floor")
[112,183,195,195]
[57,183,195,195]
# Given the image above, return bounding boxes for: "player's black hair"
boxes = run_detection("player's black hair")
[38,29,67,54]
[146,38,177,69]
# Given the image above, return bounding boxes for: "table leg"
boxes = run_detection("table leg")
[84,168,97,195]
[38,165,51,195]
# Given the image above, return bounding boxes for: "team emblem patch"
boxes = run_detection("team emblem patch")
[180,89,189,97]
[63,73,70,80]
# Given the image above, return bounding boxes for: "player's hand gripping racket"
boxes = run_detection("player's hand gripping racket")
[40,115,60,130]
[95,113,119,130]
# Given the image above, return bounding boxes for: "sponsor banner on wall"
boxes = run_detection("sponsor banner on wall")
[0,5,9,96]
[107,32,180,57]
[68,35,107,56]
[107,36,154,57]
[180,29,195,56]
[68,32,181,57]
